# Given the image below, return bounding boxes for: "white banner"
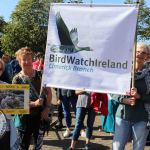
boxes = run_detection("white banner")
[42,3,138,95]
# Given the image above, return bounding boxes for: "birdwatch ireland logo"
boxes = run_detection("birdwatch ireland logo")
[50,12,92,54]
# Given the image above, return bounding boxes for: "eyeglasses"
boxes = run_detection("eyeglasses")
[136,51,148,55]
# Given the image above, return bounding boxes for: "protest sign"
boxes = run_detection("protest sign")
[43,3,138,94]
[0,84,29,114]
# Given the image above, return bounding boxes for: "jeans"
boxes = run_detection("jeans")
[113,117,149,150]
[61,96,77,128]
[72,107,96,141]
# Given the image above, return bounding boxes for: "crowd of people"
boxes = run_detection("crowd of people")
[0,43,150,150]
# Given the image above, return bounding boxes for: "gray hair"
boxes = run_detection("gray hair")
[137,43,150,55]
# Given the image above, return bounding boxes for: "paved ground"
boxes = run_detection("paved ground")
[29,112,150,150]
[29,89,150,150]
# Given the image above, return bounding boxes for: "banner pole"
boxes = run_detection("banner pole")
[131,0,140,88]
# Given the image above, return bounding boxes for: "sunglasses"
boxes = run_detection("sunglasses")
[136,51,148,55]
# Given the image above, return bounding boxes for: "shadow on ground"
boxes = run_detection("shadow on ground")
[44,139,110,150]
[93,135,113,140]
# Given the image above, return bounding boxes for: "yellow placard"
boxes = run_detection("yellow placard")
[0,84,29,90]
[0,84,30,114]
[2,109,29,114]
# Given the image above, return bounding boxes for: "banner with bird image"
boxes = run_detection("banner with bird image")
[42,3,138,95]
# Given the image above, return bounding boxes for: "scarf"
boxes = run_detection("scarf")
[135,68,150,94]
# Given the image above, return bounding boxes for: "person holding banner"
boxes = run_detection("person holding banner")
[67,90,108,150]
[12,47,52,150]
[112,43,150,150]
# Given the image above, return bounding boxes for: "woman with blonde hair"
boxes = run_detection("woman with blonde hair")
[12,47,52,150]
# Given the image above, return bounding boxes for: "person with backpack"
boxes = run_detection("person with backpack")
[112,43,150,150]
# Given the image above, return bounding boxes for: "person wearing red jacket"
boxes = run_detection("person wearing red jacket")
[33,52,44,71]
[91,92,108,115]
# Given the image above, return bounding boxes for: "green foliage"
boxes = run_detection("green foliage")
[0,16,6,50]
[67,0,83,3]
[1,0,55,55]
[124,0,134,4]
[138,1,150,41]
[52,0,63,2]
[124,0,150,41]
[0,16,6,33]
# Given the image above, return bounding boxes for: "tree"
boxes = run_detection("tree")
[53,0,64,2]
[0,16,6,51]
[0,16,6,34]
[1,0,63,55]
[66,0,83,3]
[124,0,150,41]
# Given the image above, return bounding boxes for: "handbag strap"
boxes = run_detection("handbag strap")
[19,71,41,99]
[30,81,39,99]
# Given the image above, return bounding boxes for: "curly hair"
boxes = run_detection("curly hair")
[15,47,33,62]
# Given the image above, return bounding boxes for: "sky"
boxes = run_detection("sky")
[0,0,150,21]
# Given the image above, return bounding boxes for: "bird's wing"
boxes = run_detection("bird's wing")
[55,12,74,45]
[70,28,78,46]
